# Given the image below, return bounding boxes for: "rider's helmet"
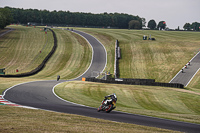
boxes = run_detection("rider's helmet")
[113,93,117,98]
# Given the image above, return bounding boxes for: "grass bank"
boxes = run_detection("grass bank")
[0,26,92,93]
[187,70,200,93]
[0,25,53,74]
[55,81,200,124]
[0,28,9,34]
[1,26,199,132]
[30,28,92,80]
[0,106,180,133]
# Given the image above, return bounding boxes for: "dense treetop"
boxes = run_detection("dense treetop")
[183,22,200,31]
[0,7,12,29]
[1,6,142,29]
[0,7,199,31]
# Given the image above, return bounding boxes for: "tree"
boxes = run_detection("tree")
[157,21,166,30]
[183,23,191,30]
[128,20,141,29]
[191,22,200,31]
[0,13,6,29]
[141,18,146,28]
[175,26,180,31]
[147,19,156,29]
[0,7,12,29]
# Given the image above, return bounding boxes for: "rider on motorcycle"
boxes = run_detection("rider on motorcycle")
[103,93,117,105]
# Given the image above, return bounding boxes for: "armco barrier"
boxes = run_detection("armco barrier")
[114,40,119,78]
[0,28,57,77]
[85,77,184,88]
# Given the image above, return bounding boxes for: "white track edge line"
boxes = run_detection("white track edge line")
[185,67,200,87]
[2,29,107,111]
[71,31,94,80]
[51,29,108,108]
[73,30,107,75]
[169,51,200,83]
[52,82,97,109]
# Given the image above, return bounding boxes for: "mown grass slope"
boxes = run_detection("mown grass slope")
[75,28,200,83]
[55,81,200,124]
[0,25,53,74]
[1,26,200,132]
[187,70,200,93]
[0,26,180,132]
[0,26,92,93]
[0,106,179,133]
[0,28,9,34]
[30,29,92,80]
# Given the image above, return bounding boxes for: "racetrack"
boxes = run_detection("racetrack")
[3,30,200,133]
[170,51,200,87]
[0,28,14,37]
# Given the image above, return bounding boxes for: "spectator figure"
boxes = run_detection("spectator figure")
[57,75,60,81]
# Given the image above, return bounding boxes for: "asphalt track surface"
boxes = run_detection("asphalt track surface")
[0,28,14,37]
[170,51,200,87]
[3,30,200,133]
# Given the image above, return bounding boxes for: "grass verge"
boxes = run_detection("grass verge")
[0,106,180,133]
[187,69,200,93]
[55,81,200,124]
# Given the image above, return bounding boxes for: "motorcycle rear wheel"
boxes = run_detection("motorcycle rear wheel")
[106,104,113,113]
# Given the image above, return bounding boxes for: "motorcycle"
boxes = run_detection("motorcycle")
[97,98,116,113]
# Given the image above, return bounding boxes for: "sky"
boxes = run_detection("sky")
[0,0,199,29]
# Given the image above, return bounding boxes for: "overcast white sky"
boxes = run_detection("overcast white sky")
[1,0,199,29]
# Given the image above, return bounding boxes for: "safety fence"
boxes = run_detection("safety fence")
[0,28,57,77]
[114,40,120,78]
[85,77,184,88]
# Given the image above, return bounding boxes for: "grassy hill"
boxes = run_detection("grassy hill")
[0,26,53,74]
[55,81,200,124]
[75,28,200,83]
[30,28,92,80]
[55,28,200,124]
[0,26,92,94]
[0,26,200,132]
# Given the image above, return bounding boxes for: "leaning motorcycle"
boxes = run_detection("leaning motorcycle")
[97,98,116,113]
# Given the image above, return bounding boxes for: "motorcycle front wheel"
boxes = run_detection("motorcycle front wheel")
[97,105,102,112]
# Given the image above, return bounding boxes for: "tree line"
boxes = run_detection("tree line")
[183,22,200,31]
[1,7,199,31]
[0,7,143,29]
[0,8,12,29]
[147,19,200,31]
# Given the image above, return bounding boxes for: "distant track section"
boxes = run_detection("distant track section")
[170,51,200,86]
[0,28,15,37]
[72,30,107,79]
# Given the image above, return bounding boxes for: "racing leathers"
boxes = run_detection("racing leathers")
[103,93,117,105]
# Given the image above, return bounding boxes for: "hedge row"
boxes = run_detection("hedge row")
[85,77,184,88]
[0,28,57,77]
